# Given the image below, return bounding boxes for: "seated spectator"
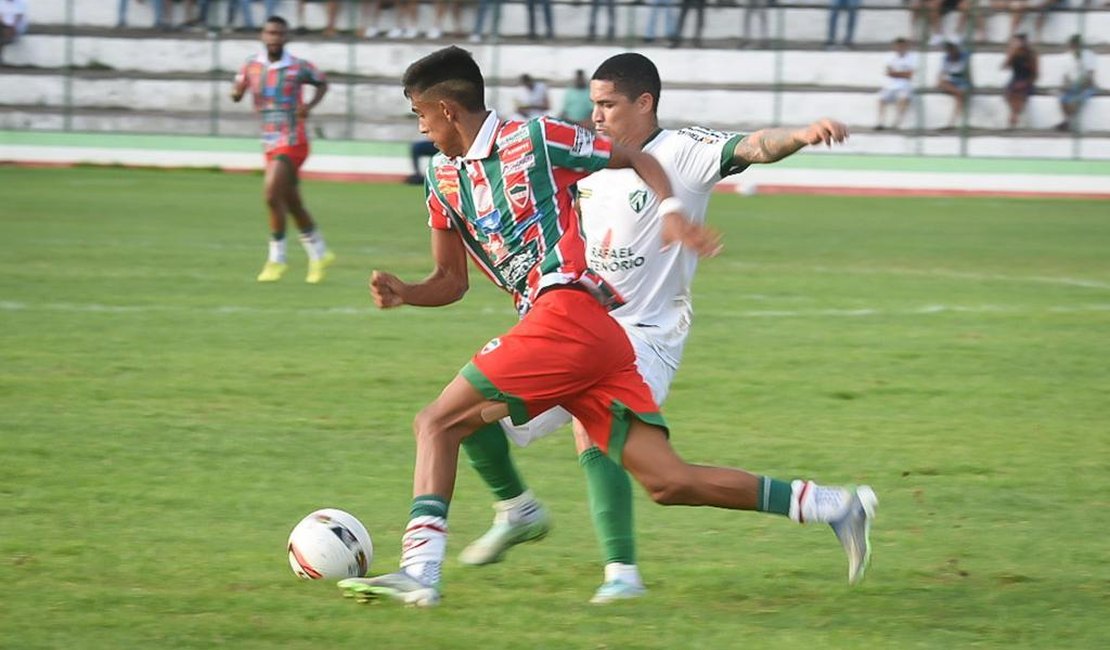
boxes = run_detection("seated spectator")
[117,0,169,29]
[0,0,27,64]
[294,1,341,36]
[1031,0,1067,44]
[513,74,550,120]
[876,37,918,130]
[825,0,861,50]
[560,69,593,129]
[1056,34,1097,132]
[226,0,280,33]
[407,139,438,185]
[1002,33,1038,128]
[938,41,972,129]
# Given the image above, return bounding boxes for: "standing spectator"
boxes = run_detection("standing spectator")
[938,41,972,129]
[644,0,676,44]
[560,69,593,129]
[294,1,341,36]
[876,37,918,130]
[0,0,26,64]
[428,0,463,39]
[361,0,420,38]
[470,0,503,42]
[512,74,550,120]
[117,0,169,29]
[588,0,616,41]
[1056,34,1097,132]
[1002,32,1038,128]
[670,0,707,48]
[742,0,770,49]
[825,0,861,49]
[227,0,280,32]
[526,0,555,40]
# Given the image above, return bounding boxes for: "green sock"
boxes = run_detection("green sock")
[410,494,449,519]
[757,476,792,517]
[461,422,527,501]
[580,446,635,565]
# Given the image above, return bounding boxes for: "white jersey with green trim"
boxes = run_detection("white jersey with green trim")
[576,126,747,371]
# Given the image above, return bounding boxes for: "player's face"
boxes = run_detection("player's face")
[262,22,288,57]
[589,80,649,146]
[410,92,463,157]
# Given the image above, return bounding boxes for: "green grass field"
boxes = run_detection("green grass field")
[2,166,1108,649]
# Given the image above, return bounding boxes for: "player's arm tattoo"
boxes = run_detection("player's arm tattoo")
[733,128,804,164]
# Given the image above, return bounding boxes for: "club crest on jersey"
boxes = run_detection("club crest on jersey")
[628,189,649,213]
[480,338,502,355]
[507,183,531,210]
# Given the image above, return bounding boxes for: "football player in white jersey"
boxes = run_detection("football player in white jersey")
[459,53,867,603]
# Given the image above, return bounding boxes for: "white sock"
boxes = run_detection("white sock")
[790,480,851,524]
[298,229,326,261]
[603,562,643,587]
[400,515,447,586]
[493,489,542,525]
[268,238,286,264]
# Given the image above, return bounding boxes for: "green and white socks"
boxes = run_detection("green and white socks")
[401,495,449,587]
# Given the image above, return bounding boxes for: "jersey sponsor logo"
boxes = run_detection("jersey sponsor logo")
[628,189,649,213]
[482,231,510,265]
[589,228,646,273]
[502,154,535,176]
[678,126,732,144]
[480,338,502,355]
[501,138,534,161]
[569,129,594,157]
[497,241,540,289]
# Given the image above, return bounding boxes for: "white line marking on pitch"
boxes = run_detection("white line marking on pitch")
[726,262,1110,291]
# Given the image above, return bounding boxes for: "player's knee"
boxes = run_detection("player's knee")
[412,404,466,445]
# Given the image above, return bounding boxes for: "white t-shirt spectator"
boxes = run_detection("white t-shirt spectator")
[0,0,28,35]
[883,51,918,92]
[1068,49,1097,89]
[513,82,550,121]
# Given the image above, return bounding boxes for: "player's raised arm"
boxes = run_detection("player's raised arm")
[732,118,849,164]
[608,143,722,258]
[370,229,469,309]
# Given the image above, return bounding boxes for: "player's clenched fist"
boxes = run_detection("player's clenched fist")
[370,270,406,308]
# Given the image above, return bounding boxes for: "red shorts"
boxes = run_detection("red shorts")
[461,286,667,464]
[265,143,309,170]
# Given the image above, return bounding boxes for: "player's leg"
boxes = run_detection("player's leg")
[339,373,507,606]
[456,409,570,565]
[257,155,291,281]
[617,419,878,585]
[280,147,333,283]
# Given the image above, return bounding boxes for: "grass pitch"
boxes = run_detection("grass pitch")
[2,166,1108,649]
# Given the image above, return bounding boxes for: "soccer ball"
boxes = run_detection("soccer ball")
[287,508,373,580]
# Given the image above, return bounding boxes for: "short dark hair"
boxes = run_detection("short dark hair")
[1068,34,1082,47]
[265,16,288,28]
[402,46,485,112]
[592,53,662,115]
[894,37,907,45]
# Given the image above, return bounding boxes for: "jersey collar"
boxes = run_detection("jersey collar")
[639,127,664,150]
[461,110,501,162]
[255,50,293,69]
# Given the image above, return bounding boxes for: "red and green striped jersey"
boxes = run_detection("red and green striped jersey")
[234,51,326,152]
[425,112,620,316]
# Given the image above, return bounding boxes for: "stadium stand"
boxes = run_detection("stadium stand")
[1,0,1108,158]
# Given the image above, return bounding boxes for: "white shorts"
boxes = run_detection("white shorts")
[500,326,677,447]
[879,85,913,103]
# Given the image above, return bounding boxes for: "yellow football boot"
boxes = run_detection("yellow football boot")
[257,261,288,282]
[306,250,336,284]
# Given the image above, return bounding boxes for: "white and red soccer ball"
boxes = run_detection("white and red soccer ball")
[287,508,373,580]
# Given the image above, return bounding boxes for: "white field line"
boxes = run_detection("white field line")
[3,301,1109,319]
[727,262,1110,291]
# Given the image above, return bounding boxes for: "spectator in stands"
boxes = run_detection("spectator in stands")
[589,0,617,41]
[938,41,972,130]
[429,0,463,39]
[1030,0,1067,44]
[117,0,170,30]
[906,0,934,43]
[227,1,280,32]
[644,0,677,44]
[1002,32,1037,128]
[994,0,1062,41]
[953,0,988,44]
[0,0,27,64]
[526,0,556,40]
[825,0,861,49]
[512,74,550,120]
[470,0,503,42]
[1056,34,1097,132]
[294,1,341,36]
[742,0,770,49]
[876,37,918,130]
[560,69,593,128]
[181,0,212,30]
[670,0,707,48]
[407,139,438,185]
[361,0,420,38]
